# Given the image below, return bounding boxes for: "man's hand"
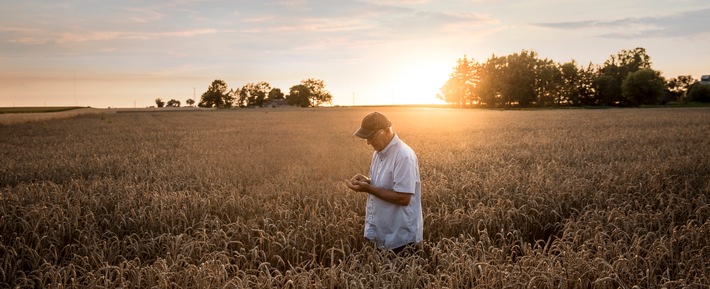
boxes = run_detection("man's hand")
[346,174,370,193]
[345,173,412,206]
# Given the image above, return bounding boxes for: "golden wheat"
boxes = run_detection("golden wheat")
[1,107,708,288]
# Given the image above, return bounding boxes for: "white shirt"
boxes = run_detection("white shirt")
[365,134,423,249]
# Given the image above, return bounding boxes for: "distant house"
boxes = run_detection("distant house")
[264,99,288,108]
[701,75,710,85]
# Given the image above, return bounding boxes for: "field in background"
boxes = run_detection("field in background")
[0,107,85,114]
[0,107,106,126]
[1,107,708,288]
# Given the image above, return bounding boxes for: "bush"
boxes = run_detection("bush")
[687,84,710,103]
[622,68,665,106]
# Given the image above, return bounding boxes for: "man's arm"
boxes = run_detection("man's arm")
[345,178,412,206]
[363,184,412,206]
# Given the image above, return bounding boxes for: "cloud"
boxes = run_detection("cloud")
[225,2,501,63]
[3,27,218,45]
[241,17,372,33]
[238,2,497,38]
[157,29,219,38]
[122,7,166,23]
[532,8,710,39]
[242,16,275,23]
[365,0,430,4]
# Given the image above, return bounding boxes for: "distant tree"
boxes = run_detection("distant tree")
[286,79,332,107]
[268,88,285,100]
[302,78,333,107]
[186,98,195,107]
[245,84,259,107]
[475,54,505,107]
[155,98,165,108]
[254,82,274,107]
[227,89,239,107]
[286,84,311,107]
[199,79,232,108]
[438,46,678,108]
[469,50,544,108]
[577,63,598,106]
[501,50,539,107]
[235,88,246,108]
[666,75,697,102]
[234,82,272,107]
[438,55,477,107]
[557,61,589,106]
[687,83,710,103]
[622,68,665,106]
[535,58,563,106]
[167,99,181,107]
[595,47,652,106]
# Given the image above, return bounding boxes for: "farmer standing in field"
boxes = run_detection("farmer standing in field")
[346,112,423,254]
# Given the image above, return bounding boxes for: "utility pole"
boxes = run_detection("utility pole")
[73,70,77,106]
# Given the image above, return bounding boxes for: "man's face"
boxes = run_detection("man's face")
[366,129,387,152]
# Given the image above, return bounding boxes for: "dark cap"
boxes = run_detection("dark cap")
[354,112,391,139]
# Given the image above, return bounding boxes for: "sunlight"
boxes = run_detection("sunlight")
[389,59,450,105]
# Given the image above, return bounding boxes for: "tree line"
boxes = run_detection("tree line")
[155,78,333,109]
[438,47,710,108]
[154,98,191,108]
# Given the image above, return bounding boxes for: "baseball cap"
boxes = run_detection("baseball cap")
[354,112,391,139]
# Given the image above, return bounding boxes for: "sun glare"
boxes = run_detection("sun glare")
[390,60,450,105]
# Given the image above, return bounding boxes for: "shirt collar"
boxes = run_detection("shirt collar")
[377,133,400,158]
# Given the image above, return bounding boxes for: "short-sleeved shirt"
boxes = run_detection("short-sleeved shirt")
[365,133,423,249]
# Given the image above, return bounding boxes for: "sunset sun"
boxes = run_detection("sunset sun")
[389,57,451,105]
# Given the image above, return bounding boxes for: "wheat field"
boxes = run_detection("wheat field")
[1,107,708,288]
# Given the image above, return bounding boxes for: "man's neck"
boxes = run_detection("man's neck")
[377,132,396,152]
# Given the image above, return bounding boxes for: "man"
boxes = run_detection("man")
[346,111,423,253]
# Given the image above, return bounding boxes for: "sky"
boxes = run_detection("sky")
[1,0,709,108]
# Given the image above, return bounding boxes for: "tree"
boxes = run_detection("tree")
[286,84,311,107]
[557,61,590,106]
[666,75,697,103]
[167,99,181,107]
[595,47,652,106]
[302,78,333,107]
[237,84,254,107]
[501,50,539,107]
[687,83,710,103]
[437,46,689,108]
[186,99,195,107]
[199,79,232,108]
[475,54,505,107]
[621,68,665,106]
[235,88,247,108]
[155,98,165,108]
[268,88,285,100]
[234,82,272,107]
[577,63,598,106]
[286,79,332,107]
[535,58,563,106]
[254,82,270,107]
[438,55,477,107]
[468,50,544,108]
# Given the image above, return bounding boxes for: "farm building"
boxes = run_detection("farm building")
[701,75,710,85]
[264,98,288,108]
